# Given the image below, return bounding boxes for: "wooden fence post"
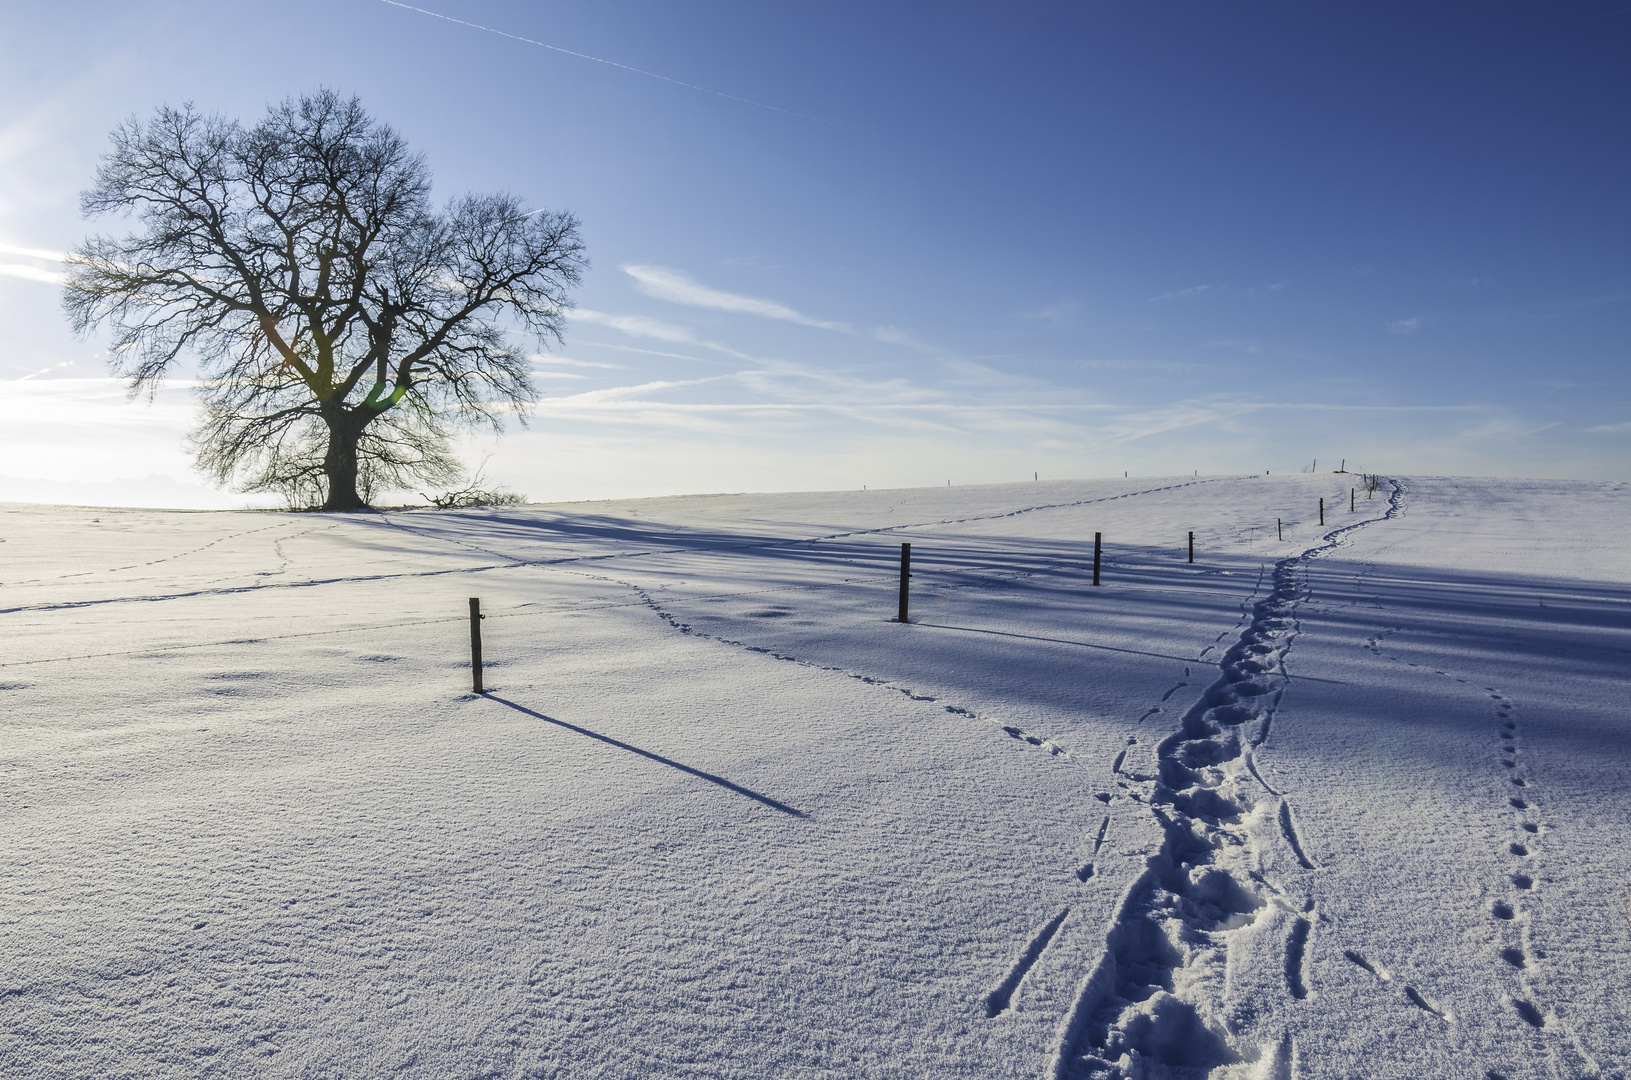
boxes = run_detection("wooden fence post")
[1319,498,1325,526]
[1093,532,1102,587]
[1188,530,1194,563]
[897,543,911,623]
[469,597,485,694]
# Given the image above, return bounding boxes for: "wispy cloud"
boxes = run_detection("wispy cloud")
[0,241,69,261]
[16,361,74,381]
[1150,285,1213,301]
[870,325,937,352]
[1446,416,1561,440]
[623,264,852,333]
[509,382,757,437]
[1151,282,1286,302]
[1074,358,1210,372]
[377,1,832,123]
[0,262,66,285]
[569,308,759,361]
[574,341,725,365]
[1586,420,1631,434]
[570,309,697,344]
[528,353,623,369]
[0,241,70,285]
[1021,299,1078,322]
[1552,291,1631,311]
[1198,339,1262,355]
[1389,317,1421,334]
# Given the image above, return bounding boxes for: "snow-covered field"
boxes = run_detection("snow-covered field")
[2,474,1627,1079]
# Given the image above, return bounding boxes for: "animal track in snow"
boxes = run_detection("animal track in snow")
[1245,752,1283,797]
[1512,999,1545,1028]
[1077,817,1113,881]
[1278,800,1317,870]
[984,908,1071,1017]
[1404,985,1449,1020]
[609,579,1088,772]
[1342,949,1389,981]
[1354,618,1608,1071]
[1346,947,1465,1020]
[1285,917,1312,999]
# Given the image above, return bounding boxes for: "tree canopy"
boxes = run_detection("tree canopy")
[63,89,587,510]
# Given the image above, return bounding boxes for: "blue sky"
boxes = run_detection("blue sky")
[1,1,1627,506]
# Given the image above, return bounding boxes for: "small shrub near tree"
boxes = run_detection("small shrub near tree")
[422,468,527,509]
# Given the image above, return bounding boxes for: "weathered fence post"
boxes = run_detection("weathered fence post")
[1319,498,1325,526]
[469,597,485,694]
[897,543,911,623]
[1093,532,1102,587]
[1277,517,1282,541]
[1188,530,1194,564]
[1351,487,1355,512]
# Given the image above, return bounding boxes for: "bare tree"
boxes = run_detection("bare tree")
[63,89,586,510]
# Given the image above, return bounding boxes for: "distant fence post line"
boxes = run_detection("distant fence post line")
[456,482,1379,687]
[897,543,912,623]
[469,597,485,694]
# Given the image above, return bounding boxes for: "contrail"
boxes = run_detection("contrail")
[379,0,832,123]
[0,241,68,261]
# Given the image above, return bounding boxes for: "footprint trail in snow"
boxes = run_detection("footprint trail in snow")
[1046,481,1405,1079]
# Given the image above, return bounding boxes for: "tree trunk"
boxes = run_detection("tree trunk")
[321,407,368,511]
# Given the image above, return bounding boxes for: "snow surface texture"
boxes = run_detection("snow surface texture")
[1,475,1627,1079]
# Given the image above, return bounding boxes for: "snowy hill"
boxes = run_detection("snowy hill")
[2,475,1627,1078]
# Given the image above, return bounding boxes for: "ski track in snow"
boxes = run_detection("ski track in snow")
[1042,479,1406,1080]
